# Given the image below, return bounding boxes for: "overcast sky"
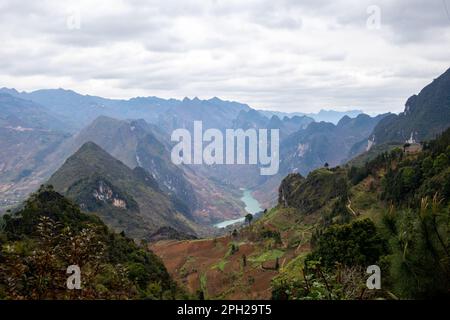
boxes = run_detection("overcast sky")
[0,0,449,114]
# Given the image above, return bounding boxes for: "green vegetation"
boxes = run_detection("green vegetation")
[309,219,387,268]
[382,197,450,299]
[46,141,197,240]
[199,273,208,298]
[249,249,284,264]
[0,186,182,300]
[347,142,403,169]
[214,260,227,272]
[272,259,377,300]
[258,229,282,245]
[279,168,349,215]
[271,128,450,300]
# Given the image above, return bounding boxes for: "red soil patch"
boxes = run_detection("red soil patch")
[150,236,284,299]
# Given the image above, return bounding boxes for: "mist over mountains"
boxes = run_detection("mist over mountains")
[259,109,364,125]
[0,67,449,301]
[1,68,449,240]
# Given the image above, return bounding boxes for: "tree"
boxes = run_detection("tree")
[245,214,253,225]
[271,260,380,300]
[197,290,205,300]
[421,156,434,176]
[0,187,180,300]
[433,153,448,172]
[324,162,330,168]
[309,219,387,268]
[383,196,450,298]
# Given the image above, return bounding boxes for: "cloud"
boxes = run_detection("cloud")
[0,0,448,114]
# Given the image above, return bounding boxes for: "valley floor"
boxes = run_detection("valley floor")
[150,207,315,299]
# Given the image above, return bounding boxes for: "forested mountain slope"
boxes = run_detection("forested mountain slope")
[152,128,450,299]
[0,186,182,299]
[47,142,200,240]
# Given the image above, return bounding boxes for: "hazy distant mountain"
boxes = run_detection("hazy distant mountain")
[0,93,70,209]
[0,88,176,132]
[47,142,199,240]
[187,109,314,195]
[249,113,387,209]
[279,113,388,176]
[0,88,251,132]
[0,93,67,132]
[232,109,313,138]
[259,109,363,124]
[0,83,411,218]
[156,97,250,133]
[372,68,450,144]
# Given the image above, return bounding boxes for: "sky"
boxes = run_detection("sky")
[0,0,449,114]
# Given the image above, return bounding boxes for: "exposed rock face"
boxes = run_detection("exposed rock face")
[92,180,128,209]
[278,173,304,208]
[366,137,375,152]
[296,143,309,158]
[112,198,127,209]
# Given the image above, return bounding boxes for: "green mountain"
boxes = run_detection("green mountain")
[272,127,450,299]
[372,68,450,144]
[47,141,199,240]
[57,116,245,225]
[249,113,387,208]
[278,168,348,216]
[59,116,198,214]
[154,127,450,299]
[0,186,181,299]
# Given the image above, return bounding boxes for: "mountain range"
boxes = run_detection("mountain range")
[47,141,200,240]
[151,126,450,299]
[1,67,449,242]
[1,67,449,300]
[259,109,364,124]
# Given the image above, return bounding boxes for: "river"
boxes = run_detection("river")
[213,189,262,229]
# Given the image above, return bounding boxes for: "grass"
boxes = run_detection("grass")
[273,253,308,284]
[179,255,196,277]
[200,273,208,297]
[350,182,385,223]
[225,242,240,258]
[248,249,284,264]
[212,259,228,272]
